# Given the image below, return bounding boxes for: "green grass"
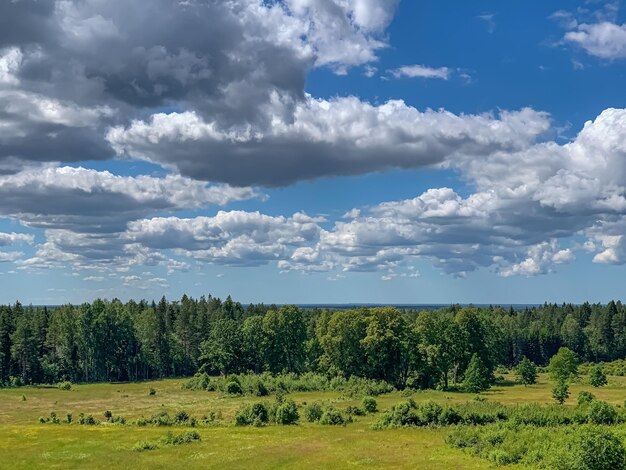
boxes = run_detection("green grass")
[1,374,625,469]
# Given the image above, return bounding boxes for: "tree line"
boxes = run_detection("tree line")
[1,297,625,387]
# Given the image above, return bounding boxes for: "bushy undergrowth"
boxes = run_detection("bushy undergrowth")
[184,372,394,397]
[57,381,72,391]
[373,398,625,429]
[133,430,201,452]
[447,424,626,469]
[135,410,198,427]
[581,359,626,377]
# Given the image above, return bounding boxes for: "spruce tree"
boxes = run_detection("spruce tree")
[463,353,491,393]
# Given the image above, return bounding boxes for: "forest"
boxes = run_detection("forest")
[2,295,625,388]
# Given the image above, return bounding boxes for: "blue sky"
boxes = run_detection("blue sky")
[1,0,626,304]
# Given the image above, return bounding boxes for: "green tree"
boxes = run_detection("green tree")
[462,353,491,393]
[10,315,40,383]
[515,356,537,386]
[198,319,243,375]
[548,347,579,383]
[552,379,570,405]
[361,307,413,387]
[415,311,465,389]
[241,316,266,373]
[589,365,608,387]
[262,306,307,373]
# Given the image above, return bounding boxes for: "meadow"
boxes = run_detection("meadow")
[1,373,626,469]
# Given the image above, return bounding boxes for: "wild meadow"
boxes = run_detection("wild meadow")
[0,372,626,469]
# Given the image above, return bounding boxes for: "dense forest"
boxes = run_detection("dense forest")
[1,296,625,388]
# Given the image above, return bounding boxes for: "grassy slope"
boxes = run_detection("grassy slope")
[0,374,625,469]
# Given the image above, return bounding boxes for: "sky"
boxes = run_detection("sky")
[1,0,626,305]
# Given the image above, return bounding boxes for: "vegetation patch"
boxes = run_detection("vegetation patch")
[133,430,201,452]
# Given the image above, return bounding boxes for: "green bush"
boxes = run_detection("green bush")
[361,396,377,413]
[304,402,323,422]
[372,400,419,428]
[274,399,299,425]
[417,400,443,425]
[252,379,269,397]
[559,426,626,470]
[161,430,201,446]
[346,405,366,417]
[587,400,617,425]
[319,407,347,425]
[234,402,269,426]
[589,365,608,388]
[57,381,72,391]
[225,381,243,395]
[175,410,190,423]
[578,391,596,405]
[77,413,99,425]
[133,440,159,452]
[133,431,201,452]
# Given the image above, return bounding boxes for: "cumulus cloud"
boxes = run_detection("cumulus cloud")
[125,211,324,267]
[107,99,550,186]
[0,232,34,247]
[0,165,261,232]
[564,22,626,59]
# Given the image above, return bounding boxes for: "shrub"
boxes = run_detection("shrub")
[274,399,299,425]
[225,381,243,395]
[578,390,596,405]
[439,406,462,425]
[133,440,159,452]
[587,400,617,425]
[372,400,419,428]
[552,381,570,405]
[77,413,99,425]
[566,426,625,470]
[161,430,201,446]
[175,410,190,423]
[148,387,156,396]
[361,396,377,413]
[234,402,269,426]
[589,365,608,388]
[183,372,211,391]
[133,431,201,452]
[346,405,366,417]
[304,402,324,422]
[319,407,346,425]
[417,400,443,425]
[103,410,113,421]
[57,381,72,391]
[252,379,269,397]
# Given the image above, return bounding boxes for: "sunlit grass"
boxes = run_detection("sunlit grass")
[0,373,624,469]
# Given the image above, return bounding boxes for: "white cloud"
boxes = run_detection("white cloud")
[0,165,261,231]
[0,232,34,246]
[564,21,626,59]
[388,64,450,80]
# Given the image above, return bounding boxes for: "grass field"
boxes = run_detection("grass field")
[1,374,625,469]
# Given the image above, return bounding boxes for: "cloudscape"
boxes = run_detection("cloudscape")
[1,0,626,304]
